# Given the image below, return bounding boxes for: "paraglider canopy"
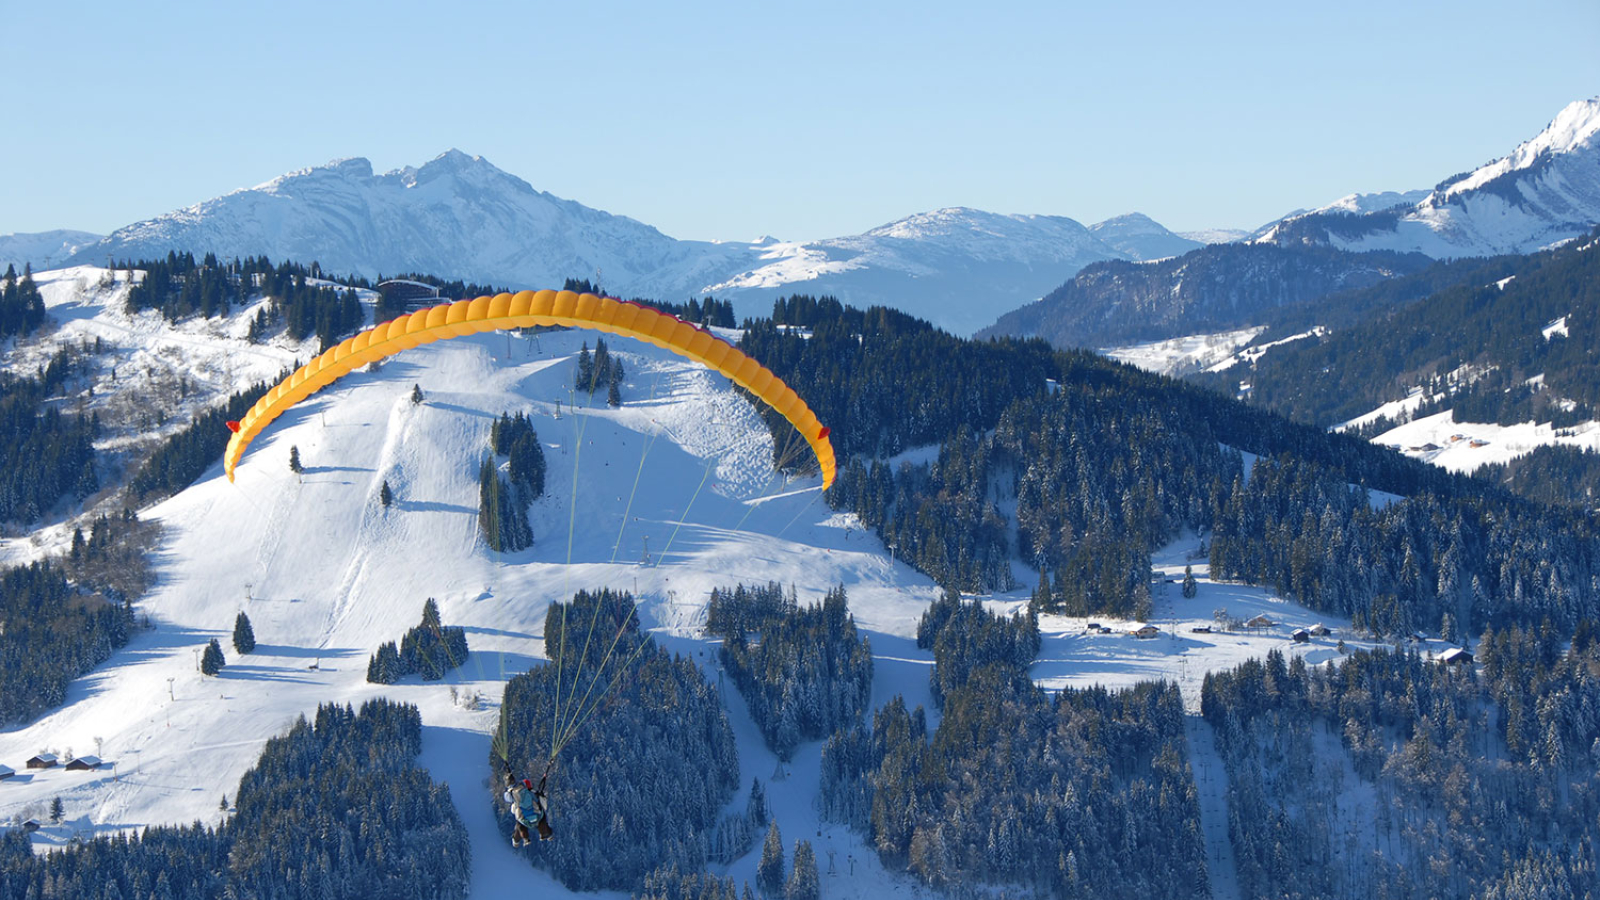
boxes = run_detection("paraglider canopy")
[222,290,835,487]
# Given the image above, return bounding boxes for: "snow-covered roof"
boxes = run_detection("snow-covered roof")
[27,753,57,763]
[1439,647,1473,663]
[66,754,102,767]
[0,764,13,776]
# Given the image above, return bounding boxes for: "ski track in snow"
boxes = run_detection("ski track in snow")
[2,272,1414,897]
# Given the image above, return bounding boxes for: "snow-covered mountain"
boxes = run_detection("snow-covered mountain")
[1308,189,1431,217]
[1,229,102,273]
[701,207,1127,335]
[67,151,757,306]
[1088,212,1204,260]
[61,153,1150,336]
[1177,226,1252,245]
[1260,97,1600,257]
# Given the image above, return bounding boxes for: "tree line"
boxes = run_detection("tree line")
[496,588,740,891]
[0,510,156,725]
[821,591,1208,897]
[706,582,873,760]
[0,699,469,900]
[478,411,546,552]
[1201,625,1600,899]
[366,598,470,684]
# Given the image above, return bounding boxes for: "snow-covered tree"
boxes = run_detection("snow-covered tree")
[758,822,785,896]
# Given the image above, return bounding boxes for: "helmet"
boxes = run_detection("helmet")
[523,779,534,789]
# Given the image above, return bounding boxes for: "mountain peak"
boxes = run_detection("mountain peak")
[1441,96,1600,199]
[1089,213,1201,261]
[1091,212,1168,234]
[1255,95,1600,259]
[424,148,488,171]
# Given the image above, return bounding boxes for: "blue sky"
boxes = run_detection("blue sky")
[3,0,1597,241]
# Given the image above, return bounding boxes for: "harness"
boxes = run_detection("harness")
[515,787,541,825]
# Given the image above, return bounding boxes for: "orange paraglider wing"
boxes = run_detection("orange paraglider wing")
[222,291,835,488]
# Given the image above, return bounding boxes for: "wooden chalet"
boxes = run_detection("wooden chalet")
[65,755,102,771]
[25,753,57,769]
[1291,628,1310,643]
[0,764,13,780]
[1130,624,1160,639]
[1439,647,1474,665]
[1245,614,1276,629]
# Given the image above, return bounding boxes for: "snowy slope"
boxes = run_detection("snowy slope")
[1308,189,1430,216]
[1102,327,1267,377]
[1371,409,1600,475]
[1,275,1398,897]
[0,229,102,273]
[62,154,1141,337]
[0,302,947,895]
[1259,97,1600,257]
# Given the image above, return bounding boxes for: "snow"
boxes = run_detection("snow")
[1444,98,1600,198]
[1087,213,1203,261]
[1256,96,1600,260]
[1309,189,1430,216]
[1495,275,1517,290]
[1543,315,1569,340]
[1176,227,1251,245]
[1205,327,1326,374]
[1102,326,1266,377]
[1373,409,1600,474]
[1331,386,1439,433]
[2,277,1405,896]
[0,229,102,273]
[1029,532,1384,709]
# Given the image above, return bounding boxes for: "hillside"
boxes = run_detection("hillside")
[1201,230,1600,502]
[978,242,1431,348]
[6,273,1600,899]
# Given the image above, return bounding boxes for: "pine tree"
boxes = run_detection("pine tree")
[232,612,256,654]
[201,638,226,676]
[577,342,593,391]
[288,445,302,474]
[1183,564,1198,599]
[49,796,63,824]
[607,375,622,407]
[758,821,786,895]
[747,778,769,825]
[478,458,502,551]
[411,384,423,405]
[786,840,819,900]
[380,480,393,508]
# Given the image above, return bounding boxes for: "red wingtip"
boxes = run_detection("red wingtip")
[226,420,242,433]
[817,426,830,440]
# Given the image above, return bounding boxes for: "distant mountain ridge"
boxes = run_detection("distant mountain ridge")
[978,243,1432,348]
[1089,212,1205,260]
[1258,98,1600,257]
[49,151,1197,335]
[0,229,102,273]
[981,96,1600,348]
